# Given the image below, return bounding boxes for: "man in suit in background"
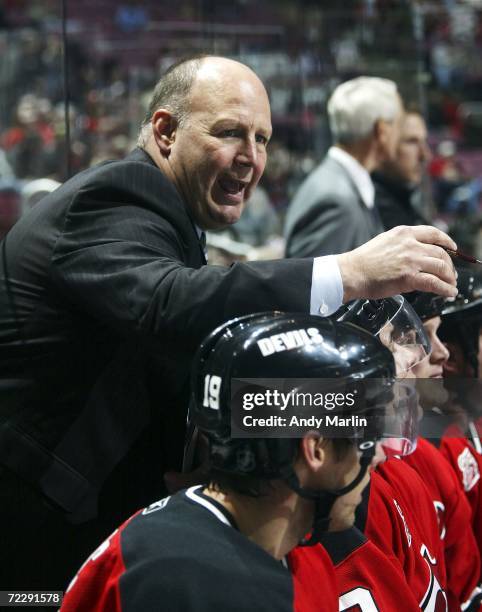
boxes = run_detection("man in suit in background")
[0,55,457,592]
[372,110,432,230]
[285,76,403,257]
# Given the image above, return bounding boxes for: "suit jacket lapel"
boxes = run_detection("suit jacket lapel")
[331,158,384,235]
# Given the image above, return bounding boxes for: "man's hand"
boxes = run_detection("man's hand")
[337,225,458,302]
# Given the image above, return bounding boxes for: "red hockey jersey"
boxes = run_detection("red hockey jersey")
[439,429,482,575]
[404,436,481,609]
[290,528,420,612]
[287,544,339,612]
[357,468,447,611]
[61,487,323,612]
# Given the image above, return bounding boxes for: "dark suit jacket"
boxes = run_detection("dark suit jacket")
[0,148,312,524]
[284,155,384,258]
[372,171,429,230]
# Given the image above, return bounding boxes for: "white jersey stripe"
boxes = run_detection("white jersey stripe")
[185,485,232,526]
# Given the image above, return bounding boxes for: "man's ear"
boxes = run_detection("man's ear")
[373,118,387,144]
[300,432,326,471]
[151,109,178,157]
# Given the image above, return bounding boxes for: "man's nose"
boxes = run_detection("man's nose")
[431,336,449,365]
[421,142,432,163]
[236,138,257,166]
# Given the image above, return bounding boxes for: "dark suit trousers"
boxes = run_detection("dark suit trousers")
[0,466,109,592]
[0,420,173,593]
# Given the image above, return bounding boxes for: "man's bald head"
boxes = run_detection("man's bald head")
[141,55,266,132]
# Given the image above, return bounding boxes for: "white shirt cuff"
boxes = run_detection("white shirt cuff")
[310,255,343,316]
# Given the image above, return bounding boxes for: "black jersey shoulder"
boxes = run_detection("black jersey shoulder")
[118,487,294,612]
[319,527,367,566]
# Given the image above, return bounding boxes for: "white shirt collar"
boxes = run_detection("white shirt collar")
[327,146,375,209]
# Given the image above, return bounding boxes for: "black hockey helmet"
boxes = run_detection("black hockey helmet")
[404,291,446,322]
[336,295,431,377]
[441,269,482,321]
[187,312,406,540]
[439,269,482,377]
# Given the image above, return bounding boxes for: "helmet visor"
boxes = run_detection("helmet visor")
[377,296,431,377]
[332,377,418,458]
[378,380,419,457]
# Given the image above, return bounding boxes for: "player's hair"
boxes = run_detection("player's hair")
[138,54,209,146]
[327,76,400,144]
[206,438,354,498]
[207,468,274,498]
[403,102,423,117]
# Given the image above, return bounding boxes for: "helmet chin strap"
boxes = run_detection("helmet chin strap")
[283,454,372,546]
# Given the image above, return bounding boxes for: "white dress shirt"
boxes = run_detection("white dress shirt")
[201,229,344,318]
[310,255,343,316]
[328,146,375,209]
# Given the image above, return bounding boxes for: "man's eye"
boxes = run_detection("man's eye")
[221,129,239,137]
[401,330,417,344]
[256,134,268,145]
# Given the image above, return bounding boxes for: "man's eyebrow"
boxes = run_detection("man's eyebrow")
[211,117,242,128]
[211,118,272,138]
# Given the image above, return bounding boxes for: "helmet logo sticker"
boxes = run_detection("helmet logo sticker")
[257,328,323,357]
[236,447,256,472]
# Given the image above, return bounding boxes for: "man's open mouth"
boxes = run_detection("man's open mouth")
[218,176,247,195]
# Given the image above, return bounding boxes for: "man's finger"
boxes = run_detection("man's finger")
[410,225,457,251]
[411,271,458,298]
[418,254,457,286]
[418,243,457,273]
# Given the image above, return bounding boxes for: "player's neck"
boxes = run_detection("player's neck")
[204,485,311,560]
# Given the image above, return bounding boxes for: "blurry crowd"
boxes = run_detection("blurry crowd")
[1,0,482,255]
[3,7,482,607]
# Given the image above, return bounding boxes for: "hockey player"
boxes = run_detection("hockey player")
[293,296,448,611]
[405,290,482,609]
[290,470,423,611]
[337,296,449,609]
[439,269,482,382]
[60,312,398,612]
[436,270,482,579]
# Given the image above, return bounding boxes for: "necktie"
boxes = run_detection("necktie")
[369,203,384,234]
[200,231,208,262]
